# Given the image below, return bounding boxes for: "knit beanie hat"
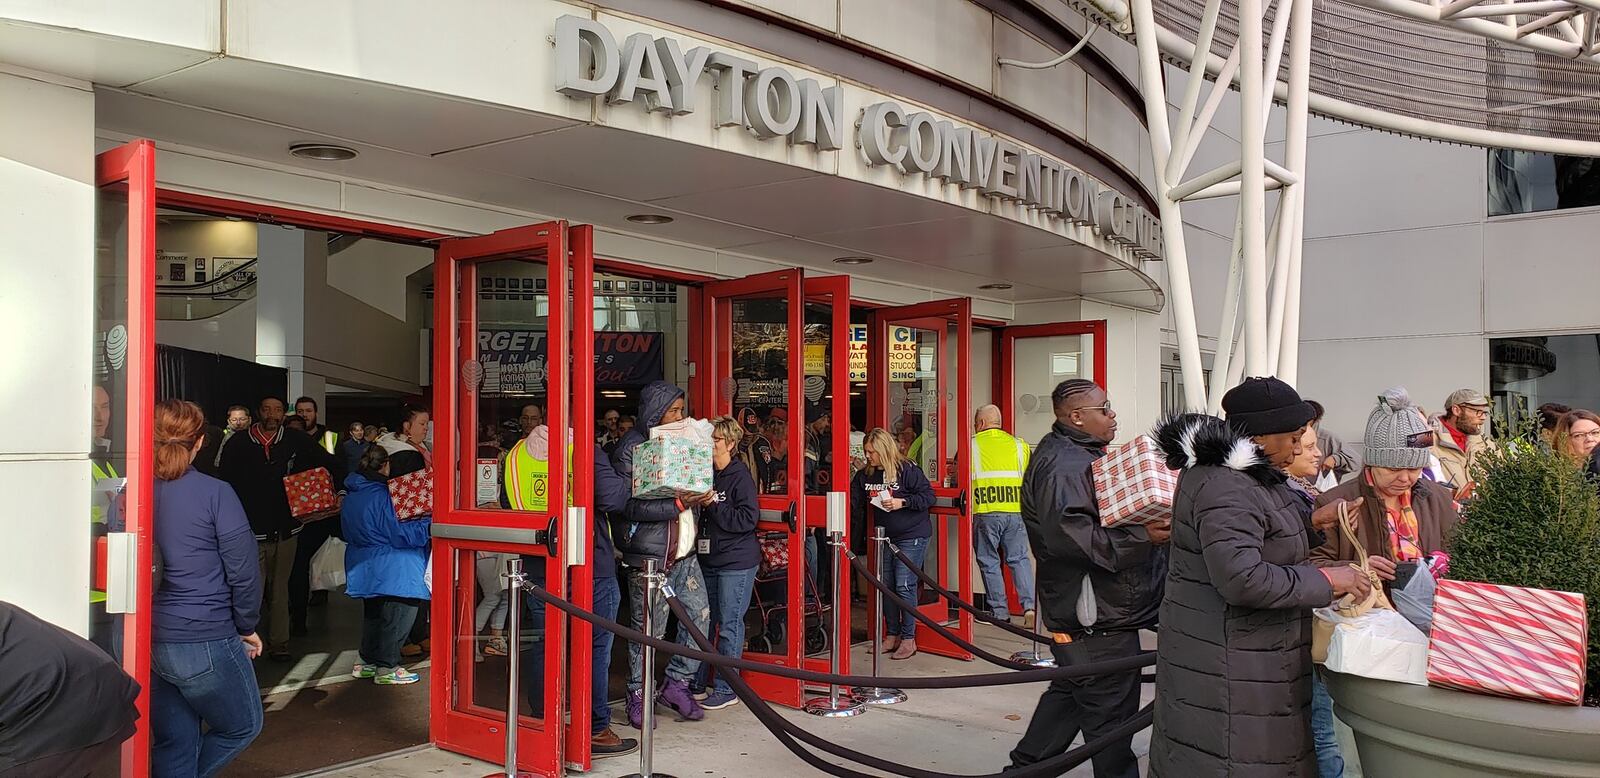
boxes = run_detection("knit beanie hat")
[1364,389,1434,469]
[1221,377,1316,436]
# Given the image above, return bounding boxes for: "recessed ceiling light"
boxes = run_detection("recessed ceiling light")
[979,282,1013,290]
[626,213,675,225]
[832,256,874,265]
[289,143,358,161]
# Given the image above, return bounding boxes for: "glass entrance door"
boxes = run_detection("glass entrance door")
[700,269,808,706]
[868,298,973,661]
[800,276,854,675]
[998,322,1106,444]
[95,139,158,777]
[430,222,585,775]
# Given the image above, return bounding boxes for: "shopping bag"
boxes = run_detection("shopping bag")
[310,537,347,592]
[1316,605,1429,685]
[1390,560,1437,634]
[284,466,338,521]
[1313,501,1393,663]
[1092,436,1178,527]
[1427,579,1588,704]
[388,467,433,520]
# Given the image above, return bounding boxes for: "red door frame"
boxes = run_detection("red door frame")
[699,269,809,707]
[429,222,573,775]
[563,224,598,772]
[868,298,974,661]
[97,139,157,778]
[802,275,853,681]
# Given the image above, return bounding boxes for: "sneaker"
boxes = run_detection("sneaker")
[591,727,639,759]
[375,667,420,685]
[701,689,740,710]
[626,691,654,730]
[483,637,509,656]
[656,678,705,721]
[351,663,377,679]
[1022,609,1037,630]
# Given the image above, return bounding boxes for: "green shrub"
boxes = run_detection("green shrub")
[1449,435,1600,701]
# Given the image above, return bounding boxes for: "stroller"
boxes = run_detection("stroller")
[745,530,829,656]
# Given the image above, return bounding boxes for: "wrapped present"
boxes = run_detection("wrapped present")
[1427,579,1588,705]
[1092,435,1178,527]
[388,467,433,521]
[632,435,714,499]
[284,467,337,520]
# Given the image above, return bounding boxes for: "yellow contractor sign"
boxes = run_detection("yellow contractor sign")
[888,326,918,382]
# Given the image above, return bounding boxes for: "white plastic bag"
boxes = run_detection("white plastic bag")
[310,537,347,592]
[1314,605,1429,685]
[424,549,434,595]
[649,417,714,444]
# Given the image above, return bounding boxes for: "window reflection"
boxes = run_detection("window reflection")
[1489,149,1600,216]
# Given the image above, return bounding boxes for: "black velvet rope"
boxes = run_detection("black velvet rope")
[847,551,1047,670]
[885,543,1049,643]
[667,594,1155,778]
[523,584,1155,688]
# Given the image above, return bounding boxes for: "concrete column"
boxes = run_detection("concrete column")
[255,225,328,408]
[0,68,96,633]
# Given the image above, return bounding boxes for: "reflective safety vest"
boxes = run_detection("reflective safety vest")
[90,459,119,604]
[317,429,338,455]
[503,439,573,513]
[970,429,1029,515]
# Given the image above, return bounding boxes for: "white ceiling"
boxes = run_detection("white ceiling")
[79,49,1163,309]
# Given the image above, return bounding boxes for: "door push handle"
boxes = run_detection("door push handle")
[954,489,968,514]
[784,500,798,533]
[543,515,559,559]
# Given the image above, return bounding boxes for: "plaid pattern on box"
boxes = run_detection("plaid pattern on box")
[388,467,433,521]
[284,467,337,520]
[631,436,713,500]
[1427,579,1588,705]
[1092,435,1178,528]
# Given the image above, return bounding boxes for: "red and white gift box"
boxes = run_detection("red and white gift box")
[284,467,337,520]
[1427,579,1588,705]
[388,467,434,521]
[1092,435,1179,528]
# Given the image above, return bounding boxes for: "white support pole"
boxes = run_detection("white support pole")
[1173,44,1242,183]
[1279,0,1313,384]
[1264,194,1292,369]
[1169,0,1227,183]
[1131,0,1208,411]
[1179,178,1286,201]
[1168,160,1243,201]
[1207,216,1245,415]
[1239,0,1270,377]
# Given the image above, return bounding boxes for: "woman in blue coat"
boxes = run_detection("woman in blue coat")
[342,445,431,685]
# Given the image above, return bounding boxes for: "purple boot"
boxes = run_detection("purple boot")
[626,690,654,730]
[656,678,705,721]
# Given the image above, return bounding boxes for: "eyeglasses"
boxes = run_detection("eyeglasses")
[1460,405,1490,417]
[1405,430,1436,448]
[1572,430,1600,442]
[1077,404,1113,414]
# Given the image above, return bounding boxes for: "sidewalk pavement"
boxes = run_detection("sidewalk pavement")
[305,625,1155,777]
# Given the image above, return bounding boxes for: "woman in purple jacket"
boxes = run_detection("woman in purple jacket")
[687,416,761,710]
[149,400,264,778]
[850,427,936,659]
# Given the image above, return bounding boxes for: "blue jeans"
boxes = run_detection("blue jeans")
[626,555,711,692]
[151,637,264,778]
[1312,670,1346,778]
[697,565,759,695]
[359,596,421,670]
[882,537,928,639]
[973,512,1035,619]
[590,573,621,735]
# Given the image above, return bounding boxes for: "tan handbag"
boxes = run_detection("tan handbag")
[1312,502,1392,663]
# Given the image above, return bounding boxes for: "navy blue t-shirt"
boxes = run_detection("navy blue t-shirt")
[698,458,760,571]
[152,468,262,643]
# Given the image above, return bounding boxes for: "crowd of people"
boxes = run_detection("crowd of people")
[48,368,1598,778]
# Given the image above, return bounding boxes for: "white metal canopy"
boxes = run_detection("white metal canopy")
[1031,0,1600,410]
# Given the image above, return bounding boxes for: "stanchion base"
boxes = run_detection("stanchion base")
[850,687,908,706]
[803,695,867,717]
[1010,650,1056,668]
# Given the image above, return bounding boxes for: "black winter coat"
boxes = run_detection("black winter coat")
[1022,422,1165,635]
[1148,414,1336,778]
[609,381,689,568]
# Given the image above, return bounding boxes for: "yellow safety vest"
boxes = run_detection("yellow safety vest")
[503,439,573,513]
[318,429,338,455]
[970,429,1028,515]
[90,460,119,604]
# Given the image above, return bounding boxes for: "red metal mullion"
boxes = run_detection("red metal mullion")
[810,276,853,669]
[783,270,806,677]
[954,299,974,638]
[428,238,457,744]
[566,224,597,770]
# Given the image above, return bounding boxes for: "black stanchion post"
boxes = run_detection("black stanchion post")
[486,557,534,778]
[850,526,906,706]
[805,492,865,717]
[625,558,676,778]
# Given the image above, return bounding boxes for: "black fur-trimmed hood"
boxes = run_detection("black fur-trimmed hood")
[1151,413,1283,485]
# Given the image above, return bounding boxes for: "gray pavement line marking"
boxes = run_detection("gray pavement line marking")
[281,744,436,777]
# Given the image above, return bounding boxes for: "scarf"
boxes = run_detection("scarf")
[248,424,283,461]
[1367,471,1423,561]
[1441,419,1469,453]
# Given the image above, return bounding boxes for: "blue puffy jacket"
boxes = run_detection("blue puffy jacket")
[341,472,431,600]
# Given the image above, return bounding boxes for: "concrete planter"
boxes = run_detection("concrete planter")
[1324,671,1600,777]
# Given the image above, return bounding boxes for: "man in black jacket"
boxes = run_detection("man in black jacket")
[609,380,711,727]
[1008,379,1168,778]
[218,395,344,661]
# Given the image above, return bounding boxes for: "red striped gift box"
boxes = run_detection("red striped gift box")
[1427,579,1588,705]
[1092,435,1178,528]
